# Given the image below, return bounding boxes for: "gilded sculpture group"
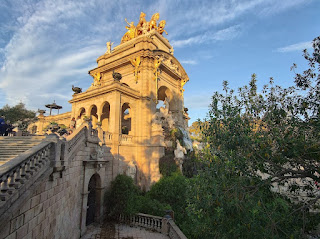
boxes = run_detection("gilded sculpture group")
[121,12,167,43]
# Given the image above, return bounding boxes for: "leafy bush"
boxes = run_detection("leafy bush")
[105,174,170,218]
[183,159,319,239]
[159,150,179,177]
[105,174,140,217]
[135,195,171,217]
[148,172,188,224]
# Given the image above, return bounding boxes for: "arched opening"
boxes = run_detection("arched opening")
[76,108,86,128]
[78,107,86,119]
[86,173,101,226]
[89,105,98,128]
[121,103,131,135]
[100,102,110,132]
[157,86,173,111]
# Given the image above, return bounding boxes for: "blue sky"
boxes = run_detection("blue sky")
[0,0,319,123]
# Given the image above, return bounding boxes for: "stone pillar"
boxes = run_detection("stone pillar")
[108,90,121,177]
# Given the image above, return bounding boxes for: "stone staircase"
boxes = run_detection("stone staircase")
[0,136,45,166]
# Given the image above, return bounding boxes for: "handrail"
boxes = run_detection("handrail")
[65,125,87,159]
[118,213,162,232]
[118,213,188,238]
[167,219,188,239]
[0,140,53,205]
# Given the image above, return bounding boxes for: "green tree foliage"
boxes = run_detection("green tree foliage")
[0,103,36,129]
[148,172,188,225]
[184,157,319,239]
[105,174,140,217]
[185,36,320,238]
[188,120,208,142]
[105,174,170,218]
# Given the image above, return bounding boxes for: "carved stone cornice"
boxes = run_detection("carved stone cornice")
[69,81,140,103]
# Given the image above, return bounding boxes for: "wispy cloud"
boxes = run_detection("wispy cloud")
[0,0,315,112]
[171,25,241,48]
[276,41,312,53]
[184,93,212,109]
[180,60,198,65]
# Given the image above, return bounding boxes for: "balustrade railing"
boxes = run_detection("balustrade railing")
[118,213,162,232]
[118,213,187,238]
[120,134,133,143]
[0,141,53,206]
[66,126,87,158]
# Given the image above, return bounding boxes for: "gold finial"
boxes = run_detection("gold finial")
[130,56,141,83]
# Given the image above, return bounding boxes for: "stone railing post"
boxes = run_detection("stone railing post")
[161,214,171,234]
[97,126,105,145]
[44,133,62,167]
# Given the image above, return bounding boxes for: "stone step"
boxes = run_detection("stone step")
[0,152,29,155]
[0,145,40,149]
[0,136,45,166]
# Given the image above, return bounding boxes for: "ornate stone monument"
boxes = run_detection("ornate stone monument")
[29,12,190,189]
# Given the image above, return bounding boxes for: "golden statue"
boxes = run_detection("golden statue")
[92,72,101,87]
[148,13,160,31]
[106,41,114,54]
[157,20,168,35]
[154,57,162,103]
[120,12,167,44]
[136,12,147,36]
[121,19,137,43]
[130,56,141,83]
[180,78,188,96]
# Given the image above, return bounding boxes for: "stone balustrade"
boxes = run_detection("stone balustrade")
[119,213,162,232]
[118,213,188,238]
[120,134,133,143]
[0,141,53,208]
[66,126,87,158]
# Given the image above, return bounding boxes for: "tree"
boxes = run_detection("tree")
[0,103,36,130]
[186,36,320,238]
[188,120,208,142]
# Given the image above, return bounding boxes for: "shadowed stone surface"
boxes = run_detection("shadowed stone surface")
[82,222,169,239]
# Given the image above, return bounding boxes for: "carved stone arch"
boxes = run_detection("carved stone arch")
[152,49,189,81]
[86,173,102,226]
[100,101,111,132]
[78,107,86,118]
[158,85,177,110]
[121,102,132,135]
[89,104,98,128]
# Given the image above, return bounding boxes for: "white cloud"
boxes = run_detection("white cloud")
[0,0,314,112]
[184,93,212,109]
[171,25,241,48]
[276,41,312,53]
[0,0,117,110]
[259,0,313,16]
[180,60,198,65]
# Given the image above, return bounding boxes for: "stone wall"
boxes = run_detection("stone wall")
[0,125,114,239]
